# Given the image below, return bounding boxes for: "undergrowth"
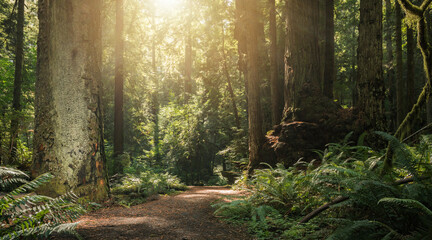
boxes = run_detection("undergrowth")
[214,132,432,239]
[0,167,85,240]
[111,166,187,206]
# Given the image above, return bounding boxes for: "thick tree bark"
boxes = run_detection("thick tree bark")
[323,0,335,99]
[284,0,334,123]
[244,0,264,173]
[114,0,124,173]
[32,0,109,202]
[9,0,25,164]
[357,0,386,131]
[269,0,283,125]
[396,3,405,126]
[406,26,415,111]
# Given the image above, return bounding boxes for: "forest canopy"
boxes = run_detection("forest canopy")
[1,0,432,239]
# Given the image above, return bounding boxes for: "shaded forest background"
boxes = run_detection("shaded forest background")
[0,0,430,184]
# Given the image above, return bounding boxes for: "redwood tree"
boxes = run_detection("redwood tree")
[243,0,264,173]
[32,0,109,201]
[284,0,334,122]
[357,0,386,131]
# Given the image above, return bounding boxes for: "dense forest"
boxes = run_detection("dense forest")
[1,0,432,239]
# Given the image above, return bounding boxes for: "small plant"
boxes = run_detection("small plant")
[0,166,85,240]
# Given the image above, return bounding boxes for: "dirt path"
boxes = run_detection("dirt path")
[54,186,252,240]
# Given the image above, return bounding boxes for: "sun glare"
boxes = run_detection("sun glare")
[154,0,182,12]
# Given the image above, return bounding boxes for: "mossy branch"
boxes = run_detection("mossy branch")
[383,0,432,173]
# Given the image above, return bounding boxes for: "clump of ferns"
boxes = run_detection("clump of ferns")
[319,132,432,239]
[0,167,85,240]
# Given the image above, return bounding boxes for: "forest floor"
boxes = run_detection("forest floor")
[53,186,252,240]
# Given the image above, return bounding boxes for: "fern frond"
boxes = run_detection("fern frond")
[0,222,81,240]
[378,198,432,217]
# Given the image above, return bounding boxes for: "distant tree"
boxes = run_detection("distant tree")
[114,0,125,173]
[9,0,25,164]
[323,0,335,99]
[32,0,109,202]
[222,25,240,129]
[269,0,283,125]
[357,0,386,131]
[406,25,415,112]
[184,0,193,100]
[395,2,404,126]
[384,0,396,131]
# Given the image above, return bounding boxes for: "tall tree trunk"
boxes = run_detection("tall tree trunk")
[33,0,109,202]
[284,0,332,123]
[244,0,264,173]
[222,25,241,129]
[357,0,385,131]
[395,2,404,126]
[323,0,335,99]
[269,0,283,125]
[9,0,25,164]
[406,25,415,112]
[385,0,396,131]
[114,0,124,173]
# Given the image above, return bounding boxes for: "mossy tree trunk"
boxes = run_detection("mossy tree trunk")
[32,0,109,202]
[357,0,386,131]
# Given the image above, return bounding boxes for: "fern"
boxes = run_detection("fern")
[0,166,85,240]
[378,198,432,217]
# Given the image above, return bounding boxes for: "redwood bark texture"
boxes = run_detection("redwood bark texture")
[114,0,125,172]
[33,0,108,202]
[357,0,386,131]
[284,0,330,122]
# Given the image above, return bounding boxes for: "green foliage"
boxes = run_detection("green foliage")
[215,133,432,239]
[0,166,85,240]
[111,166,187,206]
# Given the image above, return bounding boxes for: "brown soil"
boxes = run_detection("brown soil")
[53,186,252,240]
